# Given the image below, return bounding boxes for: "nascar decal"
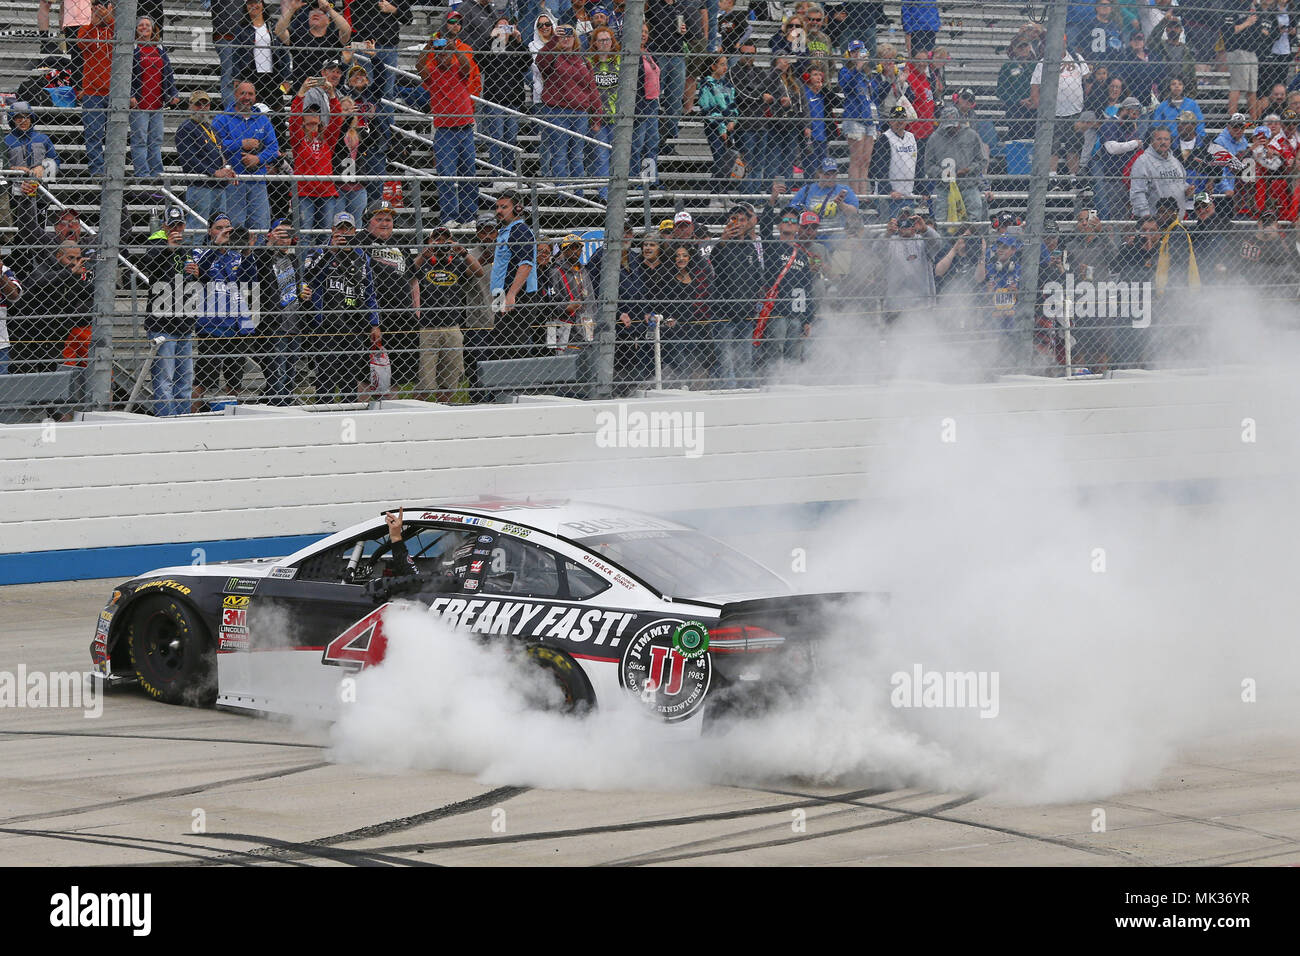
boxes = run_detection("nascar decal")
[268,567,297,580]
[224,577,258,596]
[134,578,192,596]
[422,597,637,647]
[619,619,712,722]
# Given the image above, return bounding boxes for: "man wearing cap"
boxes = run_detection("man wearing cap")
[176,91,237,237]
[730,39,776,194]
[289,80,347,236]
[1093,96,1144,221]
[458,0,499,51]
[881,205,944,321]
[276,0,352,91]
[953,87,1000,166]
[345,0,413,102]
[141,209,194,415]
[212,80,280,232]
[4,102,60,267]
[710,201,763,388]
[1113,26,1160,106]
[187,213,258,406]
[881,104,919,220]
[301,211,380,401]
[360,199,419,389]
[1172,110,1218,199]
[412,224,482,402]
[542,234,597,351]
[923,105,988,222]
[419,36,479,229]
[425,9,482,94]
[1151,15,1197,95]
[1185,192,1231,281]
[248,218,303,405]
[1210,113,1254,206]
[789,157,861,227]
[755,206,816,371]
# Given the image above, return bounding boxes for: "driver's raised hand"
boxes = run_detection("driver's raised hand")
[384,508,404,542]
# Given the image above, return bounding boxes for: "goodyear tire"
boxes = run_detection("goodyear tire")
[523,644,596,715]
[127,596,217,706]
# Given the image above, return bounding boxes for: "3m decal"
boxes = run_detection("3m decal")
[224,577,258,595]
[222,608,247,629]
[223,595,250,609]
[619,619,712,722]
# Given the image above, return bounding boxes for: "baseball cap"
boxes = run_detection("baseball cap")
[476,215,498,230]
[996,234,1020,247]
[164,207,186,226]
[210,212,232,227]
[940,105,960,124]
[956,87,976,102]
[322,57,345,71]
[559,233,583,249]
[889,104,909,119]
[348,63,369,78]
[993,210,1017,228]
[268,217,292,230]
[1264,113,1281,123]
[819,156,839,173]
[1192,191,1213,208]
[896,205,915,220]
[1284,109,1299,124]
[727,201,756,218]
[591,5,611,16]
[9,100,32,117]
[1229,112,1249,126]
[446,10,462,21]
[365,198,396,218]
[658,218,675,232]
[1119,96,1142,110]
[799,210,821,227]
[674,210,693,225]
[332,211,357,228]
[1177,110,1198,124]
[846,39,866,55]
[188,90,212,106]
[55,207,81,221]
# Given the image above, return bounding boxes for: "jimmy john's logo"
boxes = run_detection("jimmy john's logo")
[620,619,711,722]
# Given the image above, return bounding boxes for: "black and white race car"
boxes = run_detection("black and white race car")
[90,499,856,729]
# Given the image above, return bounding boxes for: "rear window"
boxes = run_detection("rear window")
[582,531,789,599]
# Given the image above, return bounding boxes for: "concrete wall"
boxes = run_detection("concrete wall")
[3,372,1295,584]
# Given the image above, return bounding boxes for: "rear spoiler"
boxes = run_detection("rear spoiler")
[710,592,885,652]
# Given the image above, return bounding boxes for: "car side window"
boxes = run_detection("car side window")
[564,560,611,600]
[295,529,388,583]
[479,537,561,598]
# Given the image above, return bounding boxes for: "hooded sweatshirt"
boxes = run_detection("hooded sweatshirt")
[1128,147,1189,217]
[536,37,600,111]
[923,123,987,188]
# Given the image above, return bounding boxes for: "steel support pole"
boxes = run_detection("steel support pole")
[89,0,138,408]
[593,0,647,399]
[1013,0,1068,374]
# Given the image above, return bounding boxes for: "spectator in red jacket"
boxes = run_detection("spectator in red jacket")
[72,0,115,177]
[129,17,180,182]
[903,53,936,144]
[289,80,347,236]
[419,38,479,227]
[536,23,601,195]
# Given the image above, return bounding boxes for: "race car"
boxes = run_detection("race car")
[90,499,859,729]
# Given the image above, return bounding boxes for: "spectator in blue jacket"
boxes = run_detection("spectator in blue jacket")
[129,17,179,181]
[1150,76,1204,139]
[175,90,237,237]
[838,40,877,197]
[900,0,941,56]
[212,80,279,232]
[4,101,60,266]
[187,213,257,404]
[1211,113,1252,202]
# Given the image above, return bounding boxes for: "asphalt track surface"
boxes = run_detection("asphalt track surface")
[4,578,1300,867]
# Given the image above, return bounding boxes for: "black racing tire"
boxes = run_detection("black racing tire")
[522,644,596,715]
[126,595,217,707]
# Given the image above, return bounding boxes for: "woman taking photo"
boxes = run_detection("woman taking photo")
[536,22,601,192]
[698,55,739,192]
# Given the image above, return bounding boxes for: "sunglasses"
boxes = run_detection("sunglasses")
[780,216,799,224]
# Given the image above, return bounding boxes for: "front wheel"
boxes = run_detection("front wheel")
[127,595,216,706]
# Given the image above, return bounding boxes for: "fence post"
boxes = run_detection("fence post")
[593,0,647,400]
[89,0,138,409]
[1013,0,1068,374]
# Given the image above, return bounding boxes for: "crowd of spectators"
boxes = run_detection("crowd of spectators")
[5,1,1300,411]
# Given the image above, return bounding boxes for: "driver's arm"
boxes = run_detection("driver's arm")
[384,509,419,577]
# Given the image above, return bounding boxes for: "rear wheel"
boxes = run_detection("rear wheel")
[127,596,216,706]
[522,644,595,715]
